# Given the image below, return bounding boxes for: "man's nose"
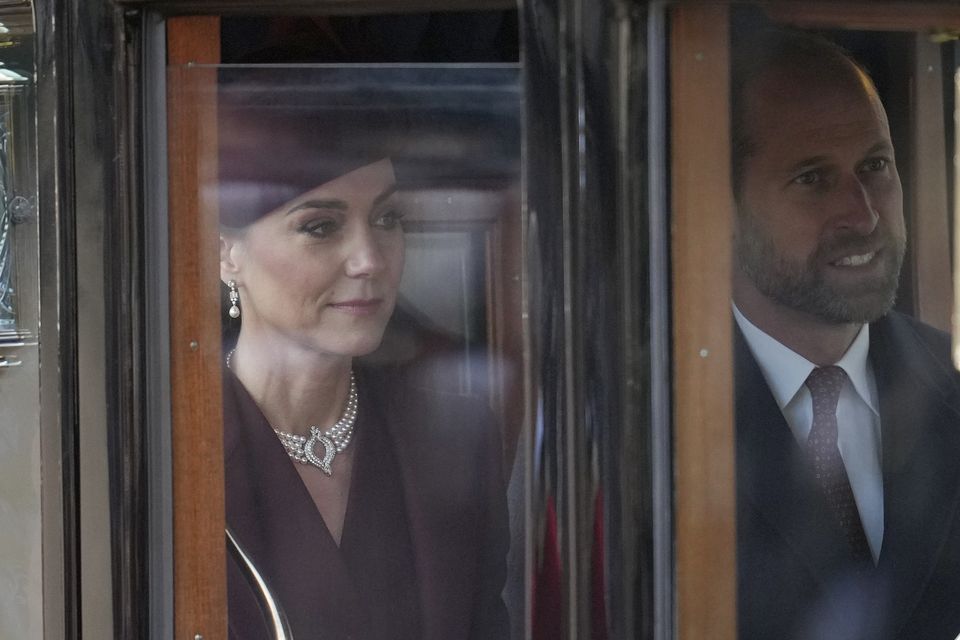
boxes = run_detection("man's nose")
[344,229,386,278]
[835,175,879,236]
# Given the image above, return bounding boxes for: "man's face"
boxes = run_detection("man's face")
[735,67,906,325]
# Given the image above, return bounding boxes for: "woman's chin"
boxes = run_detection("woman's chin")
[328,331,388,359]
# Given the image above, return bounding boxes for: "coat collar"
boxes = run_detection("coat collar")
[223,369,364,637]
[224,366,485,640]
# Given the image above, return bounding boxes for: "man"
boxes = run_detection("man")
[731,30,960,639]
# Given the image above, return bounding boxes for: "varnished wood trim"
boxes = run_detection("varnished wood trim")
[761,2,960,32]
[954,72,960,369]
[670,5,737,639]
[167,16,227,640]
[117,0,516,15]
[909,35,952,331]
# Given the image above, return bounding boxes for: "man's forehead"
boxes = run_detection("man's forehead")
[750,62,882,112]
[745,67,892,160]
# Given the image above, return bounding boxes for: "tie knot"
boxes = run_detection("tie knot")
[805,365,847,408]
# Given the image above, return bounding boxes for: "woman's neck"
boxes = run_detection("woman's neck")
[229,333,353,436]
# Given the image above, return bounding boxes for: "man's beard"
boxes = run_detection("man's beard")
[735,212,905,324]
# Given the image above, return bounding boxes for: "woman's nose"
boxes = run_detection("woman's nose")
[835,176,879,236]
[344,229,386,278]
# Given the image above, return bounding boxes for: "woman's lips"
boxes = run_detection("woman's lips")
[328,298,383,316]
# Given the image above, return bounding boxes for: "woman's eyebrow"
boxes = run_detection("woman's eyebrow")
[286,199,348,214]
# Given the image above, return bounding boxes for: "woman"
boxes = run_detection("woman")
[217,73,509,640]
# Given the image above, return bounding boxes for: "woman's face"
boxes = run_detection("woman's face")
[222,158,405,359]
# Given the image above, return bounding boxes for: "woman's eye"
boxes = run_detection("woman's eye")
[373,209,405,230]
[298,218,339,238]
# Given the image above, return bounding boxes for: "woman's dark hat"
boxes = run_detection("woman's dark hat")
[216,66,520,228]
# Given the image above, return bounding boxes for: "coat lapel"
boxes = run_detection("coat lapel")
[870,314,960,635]
[223,371,365,639]
[369,372,478,640]
[734,328,857,587]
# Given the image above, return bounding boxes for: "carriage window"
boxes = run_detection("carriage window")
[0,5,41,639]
[670,3,960,635]
[167,13,526,638]
[729,15,960,638]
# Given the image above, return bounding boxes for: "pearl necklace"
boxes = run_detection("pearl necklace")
[274,372,357,476]
[226,348,359,476]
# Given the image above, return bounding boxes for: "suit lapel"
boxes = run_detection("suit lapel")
[735,329,880,591]
[870,314,960,634]
[735,328,861,586]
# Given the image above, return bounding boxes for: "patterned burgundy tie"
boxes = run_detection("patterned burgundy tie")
[805,366,873,565]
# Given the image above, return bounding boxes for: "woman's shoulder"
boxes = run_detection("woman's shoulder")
[359,362,490,412]
[357,363,496,447]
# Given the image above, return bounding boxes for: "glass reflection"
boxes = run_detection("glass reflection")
[730,17,960,639]
[0,69,35,348]
[203,66,522,640]
[0,4,41,639]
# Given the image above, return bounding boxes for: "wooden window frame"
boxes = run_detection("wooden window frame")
[165,2,960,638]
[167,16,226,640]
[164,13,524,639]
[670,2,960,638]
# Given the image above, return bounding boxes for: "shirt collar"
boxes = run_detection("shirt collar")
[732,304,878,416]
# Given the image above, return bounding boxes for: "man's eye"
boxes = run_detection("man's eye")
[299,219,339,238]
[792,170,821,185]
[860,157,888,172]
[373,209,405,230]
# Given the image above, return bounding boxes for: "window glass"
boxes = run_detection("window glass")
[178,58,525,638]
[0,6,41,639]
[728,7,960,637]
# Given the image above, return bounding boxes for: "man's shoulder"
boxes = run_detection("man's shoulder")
[879,310,949,342]
[873,311,952,364]
[872,311,960,402]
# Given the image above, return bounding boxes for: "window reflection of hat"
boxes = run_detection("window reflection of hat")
[217,88,414,229]
[216,68,521,228]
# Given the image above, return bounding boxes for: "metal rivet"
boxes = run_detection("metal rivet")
[194,635,203,640]
[927,65,935,73]
[189,340,199,351]
[694,52,704,61]
[699,348,709,358]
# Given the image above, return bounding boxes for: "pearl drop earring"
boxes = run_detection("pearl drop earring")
[228,280,241,319]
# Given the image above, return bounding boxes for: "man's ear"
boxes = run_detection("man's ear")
[220,233,243,284]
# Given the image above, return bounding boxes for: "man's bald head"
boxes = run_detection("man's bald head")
[731,30,882,201]
[729,28,905,331]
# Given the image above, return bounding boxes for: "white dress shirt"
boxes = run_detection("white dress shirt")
[733,305,884,561]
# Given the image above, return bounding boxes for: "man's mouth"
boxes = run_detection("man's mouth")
[830,251,877,267]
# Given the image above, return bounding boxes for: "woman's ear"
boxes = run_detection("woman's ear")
[220,233,243,284]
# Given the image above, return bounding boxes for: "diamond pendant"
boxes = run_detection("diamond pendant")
[303,427,336,475]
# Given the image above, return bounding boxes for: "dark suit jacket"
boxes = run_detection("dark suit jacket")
[736,311,960,640]
[224,366,510,640]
